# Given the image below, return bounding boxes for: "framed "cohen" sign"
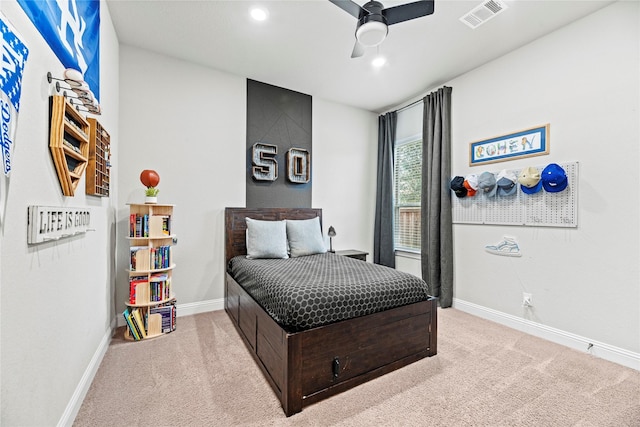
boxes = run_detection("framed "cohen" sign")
[469,124,550,166]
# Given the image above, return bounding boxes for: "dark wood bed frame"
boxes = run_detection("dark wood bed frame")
[224,207,437,416]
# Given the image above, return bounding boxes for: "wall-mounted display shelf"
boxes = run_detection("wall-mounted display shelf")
[86,118,110,197]
[49,95,89,196]
[124,203,177,341]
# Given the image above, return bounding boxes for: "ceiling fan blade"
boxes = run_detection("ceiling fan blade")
[351,40,365,58]
[383,0,435,26]
[328,0,365,19]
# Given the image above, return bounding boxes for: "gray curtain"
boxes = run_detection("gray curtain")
[421,86,453,307]
[374,112,397,268]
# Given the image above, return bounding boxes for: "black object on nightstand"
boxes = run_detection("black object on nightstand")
[335,249,368,261]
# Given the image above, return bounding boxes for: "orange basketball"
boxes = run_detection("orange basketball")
[140,169,160,187]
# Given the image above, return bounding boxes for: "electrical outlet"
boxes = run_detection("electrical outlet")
[522,292,533,307]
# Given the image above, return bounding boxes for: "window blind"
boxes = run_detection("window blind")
[394,137,422,251]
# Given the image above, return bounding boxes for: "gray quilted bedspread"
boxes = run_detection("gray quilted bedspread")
[229,252,430,332]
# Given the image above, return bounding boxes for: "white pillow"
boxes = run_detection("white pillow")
[286,217,327,258]
[245,218,288,259]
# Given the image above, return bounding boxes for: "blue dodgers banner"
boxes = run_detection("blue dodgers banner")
[0,13,29,177]
[18,0,99,100]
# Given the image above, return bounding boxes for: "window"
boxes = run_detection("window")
[394,136,422,252]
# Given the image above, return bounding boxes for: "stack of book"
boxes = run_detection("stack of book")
[130,246,171,272]
[150,273,171,301]
[151,245,171,269]
[129,214,171,237]
[123,302,176,340]
[150,301,176,334]
[123,307,147,340]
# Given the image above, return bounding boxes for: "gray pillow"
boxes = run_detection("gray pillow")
[286,217,327,258]
[245,218,288,259]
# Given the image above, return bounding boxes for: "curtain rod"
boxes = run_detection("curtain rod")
[395,98,422,114]
[389,85,452,114]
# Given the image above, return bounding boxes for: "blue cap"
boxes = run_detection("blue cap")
[518,166,543,194]
[541,163,568,193]
[496,170,518,197]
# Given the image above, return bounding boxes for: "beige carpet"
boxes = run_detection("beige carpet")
[74,308,640,426]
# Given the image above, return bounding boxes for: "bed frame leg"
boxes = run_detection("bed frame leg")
[282,333,303,416]
[428,297,438,356]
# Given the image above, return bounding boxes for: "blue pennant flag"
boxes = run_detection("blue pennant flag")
[0,15,29,112]
[0,12,30,176]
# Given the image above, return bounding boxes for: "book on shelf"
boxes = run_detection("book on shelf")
[149,215,171,237]
[135,215,142,237]
[129,214,135,237]
[130,315,144,339]
[130,246,150,271]
[150,302,176,333]
[128,275,148,304]
[149,273,171,301]
[150,245,171,270]
[130,279,150,305]
[123,308,141,340]
[143,214,149,237]
[129,213,149,237]
[131,308,147,339]
[172,303,176,331]
[162,216,171,235]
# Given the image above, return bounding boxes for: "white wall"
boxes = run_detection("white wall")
[396,1,639,365]
[0,1,120,425]
[117,47,378,320]
[118,46,246,313]
[312,99,378,254]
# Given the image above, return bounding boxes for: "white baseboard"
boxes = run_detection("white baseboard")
[176,298,224,316]
[57,318,116,427]
[453,298,640,371]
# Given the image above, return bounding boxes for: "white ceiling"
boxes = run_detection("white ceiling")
[106,0,614,113]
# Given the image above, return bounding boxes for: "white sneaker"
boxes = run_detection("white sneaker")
[485,236,522,257]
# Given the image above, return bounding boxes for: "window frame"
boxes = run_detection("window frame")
[393,134,422,254]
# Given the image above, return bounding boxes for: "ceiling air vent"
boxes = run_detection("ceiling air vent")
[460,0,508,29]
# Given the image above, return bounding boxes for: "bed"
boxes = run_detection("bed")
[224,207,437,416]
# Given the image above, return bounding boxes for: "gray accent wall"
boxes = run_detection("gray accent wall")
[246,79,312,208]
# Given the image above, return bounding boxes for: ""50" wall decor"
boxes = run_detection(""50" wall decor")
[252,143,310,184]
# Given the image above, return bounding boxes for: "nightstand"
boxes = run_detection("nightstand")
[335,249,368,261]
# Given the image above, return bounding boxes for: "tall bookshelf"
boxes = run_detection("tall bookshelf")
[124,203,176,341]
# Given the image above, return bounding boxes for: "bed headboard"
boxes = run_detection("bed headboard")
[224,207,323,266]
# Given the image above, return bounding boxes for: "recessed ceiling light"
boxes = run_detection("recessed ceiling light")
[371,56,387,68]
[250,7,269,21]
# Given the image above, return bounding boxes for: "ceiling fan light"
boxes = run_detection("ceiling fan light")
[356,21,388,47]
[371,56,387,68]
[250,7,268,21]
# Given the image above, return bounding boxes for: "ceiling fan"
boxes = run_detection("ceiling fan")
[329,0,435,58]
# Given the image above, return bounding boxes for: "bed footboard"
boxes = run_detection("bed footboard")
[225,272,437,416]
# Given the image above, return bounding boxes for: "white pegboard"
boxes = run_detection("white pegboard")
[453,196,483,224]
[452,161,578,228]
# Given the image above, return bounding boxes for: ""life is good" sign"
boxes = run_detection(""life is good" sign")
[27,205,91,244]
